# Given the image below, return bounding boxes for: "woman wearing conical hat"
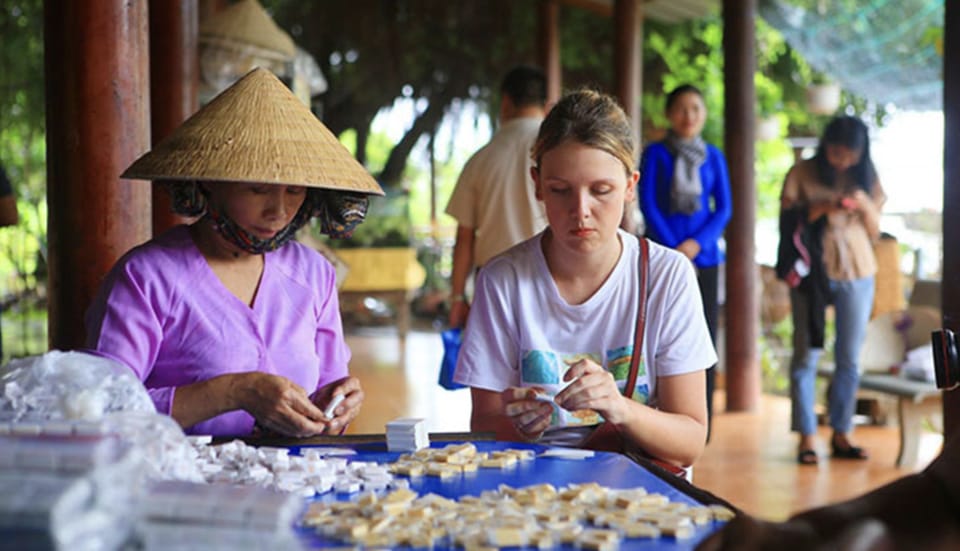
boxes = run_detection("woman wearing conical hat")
[85,68,383,437]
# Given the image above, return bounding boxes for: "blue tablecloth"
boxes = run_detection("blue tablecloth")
[292,440,724,550]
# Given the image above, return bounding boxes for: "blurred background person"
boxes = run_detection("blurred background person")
[638,84,731,441]
[780,115,884,465]
[445,65,548,328]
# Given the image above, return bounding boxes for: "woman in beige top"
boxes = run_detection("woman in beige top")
[781,116,885,465]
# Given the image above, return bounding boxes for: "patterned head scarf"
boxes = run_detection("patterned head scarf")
[165,181,369,253]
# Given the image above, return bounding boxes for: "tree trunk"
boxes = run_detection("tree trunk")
[379,90,455,187]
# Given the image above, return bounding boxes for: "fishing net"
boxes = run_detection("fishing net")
[760,0,944,110]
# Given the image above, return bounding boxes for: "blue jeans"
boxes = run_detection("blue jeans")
[789,276,875,436]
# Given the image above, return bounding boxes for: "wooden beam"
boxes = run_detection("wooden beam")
[538,0,562,108]
[942,0,960,437]
[150,0,200,236]
[44,0,152,351]
[722,0,760,412]
[614,0,642,148]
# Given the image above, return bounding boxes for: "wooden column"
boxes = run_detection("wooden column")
[943,0,960,437]
[722,0,760,411]
[613,0,642,147]
[44,1,151,351]
[538,0,562,108]
[150,0,199,235]
[199,0,228,21]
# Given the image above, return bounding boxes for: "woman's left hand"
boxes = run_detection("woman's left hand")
[311,376,364,434]
[555,359,629,424]
[502,387,553,441]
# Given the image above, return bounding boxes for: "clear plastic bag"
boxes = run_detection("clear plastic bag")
[0,350,156,423]
[102,412,205,483]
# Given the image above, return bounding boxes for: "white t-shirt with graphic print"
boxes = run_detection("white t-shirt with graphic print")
[453,229,716,446]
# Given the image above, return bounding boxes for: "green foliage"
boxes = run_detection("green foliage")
[755,138,795,220]
[1,0,46,206]
[643,16,725,145]
[759,316,793,395]
[0,198,46,286]
[407,154,459,231]
[0,1,48,358]
[559,7,614,87]
[339,127,395,178]
[1,302,47,361]
[266,0,540,187]
[642,16,802,222]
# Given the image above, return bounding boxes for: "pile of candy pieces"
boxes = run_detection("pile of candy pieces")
[300,443,736,550]
[387,442,535,479]
[302,482,735,550]
[190,438,405,497]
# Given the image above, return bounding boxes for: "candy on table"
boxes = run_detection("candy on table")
[709,503,737,521]
[323,393,344,419]
[185,438,401,497]
[301,480,735,548]
[386,443,540,481]
[540,447,596,460]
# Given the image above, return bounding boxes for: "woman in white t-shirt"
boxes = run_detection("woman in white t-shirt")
[453,89,716,469]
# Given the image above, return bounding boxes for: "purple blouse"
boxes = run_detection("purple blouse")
[85,225,350,436]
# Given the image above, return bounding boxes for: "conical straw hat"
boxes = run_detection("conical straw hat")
[122,67,383,196]
[199,0,295,61]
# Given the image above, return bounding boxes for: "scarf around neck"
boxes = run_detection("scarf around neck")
[177,184,371,254]
[664,130,707,215]
[205,199,313,254]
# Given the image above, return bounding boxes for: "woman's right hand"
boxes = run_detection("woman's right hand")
[447,299,470,329]
[233,372,330,437]
[501,387,553,441]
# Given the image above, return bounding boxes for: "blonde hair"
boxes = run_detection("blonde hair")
[531,89,636,175]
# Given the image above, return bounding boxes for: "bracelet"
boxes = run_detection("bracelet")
[450,294,467,303]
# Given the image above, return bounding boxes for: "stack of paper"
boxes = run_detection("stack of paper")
[385,418,429,452]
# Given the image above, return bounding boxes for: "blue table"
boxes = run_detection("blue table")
[291,440,725,550]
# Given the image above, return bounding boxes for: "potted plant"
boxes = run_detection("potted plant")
[755,78,783,141]
[806,74,841,115]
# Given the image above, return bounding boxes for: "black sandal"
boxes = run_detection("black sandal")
[797,449,818,465]
[831,440,869,460]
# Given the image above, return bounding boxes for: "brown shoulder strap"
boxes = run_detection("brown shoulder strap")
[622,237,649,399]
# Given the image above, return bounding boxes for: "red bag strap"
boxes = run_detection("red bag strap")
[622,237,649,399]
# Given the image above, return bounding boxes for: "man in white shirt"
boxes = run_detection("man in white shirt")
[445,66,548,328]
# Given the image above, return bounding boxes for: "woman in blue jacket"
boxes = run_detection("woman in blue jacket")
[639,84,732,440]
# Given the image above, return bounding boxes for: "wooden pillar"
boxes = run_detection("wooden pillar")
[613,0,642,147]
[44,1,152,351]
[722,0,760,411]
[150,0,199,235]
[199,0,228,21]
[538,0,562,108]
[943,0,960,437]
